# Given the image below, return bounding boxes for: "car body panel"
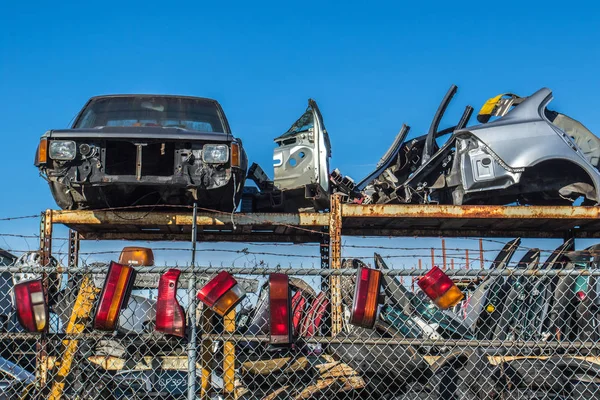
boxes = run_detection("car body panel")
[492,248,540,340]
[273,99,331,193]
[464,238,520,332]
[247,99,331,212]
[344,86,600,206]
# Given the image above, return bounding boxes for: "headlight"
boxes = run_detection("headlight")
[202,144,229,164]
[49,140,76,160]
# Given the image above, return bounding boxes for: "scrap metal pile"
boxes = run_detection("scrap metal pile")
[2,242,600,399]
[247,85,600,211]
[34,85,600,213]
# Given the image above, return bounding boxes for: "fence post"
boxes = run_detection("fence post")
[188,203,198,400]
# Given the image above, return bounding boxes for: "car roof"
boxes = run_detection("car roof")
[87,94,221,103]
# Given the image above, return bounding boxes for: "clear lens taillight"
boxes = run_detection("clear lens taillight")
[14,279,48,332]
[93,262,137,331]
[156,269,186,337]
[350,266,382,328]
[418,266,464,310]
[269,273,292,345]
[197,271,246,317]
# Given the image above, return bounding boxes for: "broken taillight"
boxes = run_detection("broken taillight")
[14,279,48,333]
[197,271,246,317]
[418,266,464,310]
[93,262,137,331]
[269,273,292,345]
[156,269,186,337]
[350,266,382,328]
[291,291,306,334]
[299,292,329,337]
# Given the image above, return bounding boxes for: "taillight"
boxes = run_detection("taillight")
[418,266,464,310]
[291,291,306,334]
[300,292,329,337]
[118,247,154,266]
[156,269,186,337]
[350,266,382,328]
[231,143,241,167]
[269,273,292,345]
[93,262,137,331]
[197,271,246,317]
[14,279,48,332]
[576,290,587,301]
[38,138,48,164]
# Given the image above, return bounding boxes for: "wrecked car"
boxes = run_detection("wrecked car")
[337,86,600,206]
[245,99,331,212]
[34,95,247,211]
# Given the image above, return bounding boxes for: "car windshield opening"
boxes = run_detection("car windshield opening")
[74,96,226,133]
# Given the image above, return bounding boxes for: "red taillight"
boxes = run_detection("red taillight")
[576,290,587,301]
[156,269,186,337]
[14,279,48,333]
[197,271,246,317]
[93,262,136,331]
[300,292,329,337]
[269,273,292,345]
[350,267,382,328]
[291,291,306,334]
[418,266,464,310]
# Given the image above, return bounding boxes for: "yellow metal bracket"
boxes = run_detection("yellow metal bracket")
[48,275,99,400]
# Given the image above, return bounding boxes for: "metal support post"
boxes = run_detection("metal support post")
[430,248,435,268]
[223,309,236,399]
[479,238,484,269]
[67,230,80,269]
[441,239,447,270]
[320,227,330,293]
[38,210,53,386]
[329,195,343,336]
[40,210,53,266]
[188,203,198,400]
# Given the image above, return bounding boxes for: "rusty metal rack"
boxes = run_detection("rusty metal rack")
[33,200,600,400]
[43,203,600,245]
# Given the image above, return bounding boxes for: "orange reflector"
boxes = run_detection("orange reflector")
[119,247,154,266]
[231,143,240,167]
[350,267,382,328]
[418,266,464,310]
[38,138,48,164]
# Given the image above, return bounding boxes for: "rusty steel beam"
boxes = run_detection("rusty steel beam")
[52,210,327,227]
[341,228,597,239]
[79,232,322,243]
[341,204,600,219]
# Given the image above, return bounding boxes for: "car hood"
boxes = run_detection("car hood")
[45,126,233,142]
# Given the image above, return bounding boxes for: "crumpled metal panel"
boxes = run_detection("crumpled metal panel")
[273,99,331,193]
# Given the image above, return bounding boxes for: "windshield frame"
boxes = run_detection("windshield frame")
[71,95,231,134]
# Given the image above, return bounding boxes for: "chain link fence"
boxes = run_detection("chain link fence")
[1,248,600,400]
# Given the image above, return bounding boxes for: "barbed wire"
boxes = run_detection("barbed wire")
[0,214,39,222]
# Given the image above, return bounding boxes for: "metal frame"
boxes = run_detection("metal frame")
[37,201,600,400]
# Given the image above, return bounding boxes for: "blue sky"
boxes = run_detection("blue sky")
[1,1,599,269]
